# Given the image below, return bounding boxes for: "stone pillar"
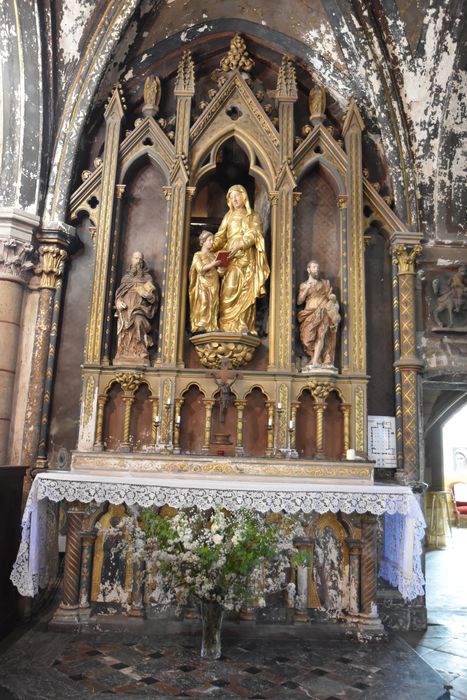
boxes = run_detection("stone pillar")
[57,502,86,617]
[234,400,246,456]
[202,399,215,453]
[391,235,423,483]
[79,534,96,610]
[129,560,146,617]
[0,210,37,465]
[356,514,384,638]
[347,540,361,619]
[23,237,70,472]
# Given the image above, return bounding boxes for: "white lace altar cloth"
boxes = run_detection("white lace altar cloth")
[11,471,425,600]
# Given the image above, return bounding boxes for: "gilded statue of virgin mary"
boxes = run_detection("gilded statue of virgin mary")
[212,185,270,334]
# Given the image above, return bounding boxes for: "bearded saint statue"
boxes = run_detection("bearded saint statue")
[114,251,157,363]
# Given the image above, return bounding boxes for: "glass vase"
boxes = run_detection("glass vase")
[200,600,224,659]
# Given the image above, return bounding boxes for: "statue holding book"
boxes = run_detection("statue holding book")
[215,185,270,333]
[189,185,270,335]
[189,185,269,366]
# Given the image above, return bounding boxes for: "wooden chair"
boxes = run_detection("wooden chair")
[452,482,467,527]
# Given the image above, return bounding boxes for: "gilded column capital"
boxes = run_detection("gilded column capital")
[114,371,144,395]
[309,382,332,402]
[268,191,279,206]
[115,184,126,199]
[337,195,348,209]
[37,245,68,289]
[391,243,422,274]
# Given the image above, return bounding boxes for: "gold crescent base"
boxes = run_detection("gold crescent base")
[190,331,262,368]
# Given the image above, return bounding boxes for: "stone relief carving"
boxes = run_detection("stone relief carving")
[0,237,36,281]
[431,265,467,330]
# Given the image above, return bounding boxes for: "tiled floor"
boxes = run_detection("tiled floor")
[401,526,467,700]
[0,622,448,699]
[0,530,465,700]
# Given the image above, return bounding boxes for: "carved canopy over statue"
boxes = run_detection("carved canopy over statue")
[297,260,340,371]
[114,251,158,364]
[190,185,270,336]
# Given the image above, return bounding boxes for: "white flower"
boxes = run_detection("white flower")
[212,533,223,545]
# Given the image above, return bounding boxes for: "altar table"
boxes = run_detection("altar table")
[10,471,426,603]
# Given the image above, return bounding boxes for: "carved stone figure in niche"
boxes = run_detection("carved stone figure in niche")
[297,260,340,371]
[212,185,270,334]
[432,265,467,329]
[189,230,222,333]
[114,251,158,364]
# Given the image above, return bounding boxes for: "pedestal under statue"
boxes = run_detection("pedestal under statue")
[297,260,340,373]
[190,185,269,368]
[114,251,158,365]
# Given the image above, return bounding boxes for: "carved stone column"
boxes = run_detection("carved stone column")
[202,399,215,453]
[56,502,86,617]
[289,401,299,457]
[23,238,70,472]
[0,210,37,464]
[337,195,350,371]
[391,234,423,483]
[79,534,96,610]
[347,540,361,619]
[121,396,135,450]
[234,400,246,456]
[356,514,384,638]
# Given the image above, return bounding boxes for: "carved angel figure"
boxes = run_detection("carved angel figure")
[143,76,161,116]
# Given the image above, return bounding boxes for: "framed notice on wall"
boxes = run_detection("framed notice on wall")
[368,416,397,468]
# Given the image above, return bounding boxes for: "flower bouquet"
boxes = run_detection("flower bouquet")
[124,506,305,658]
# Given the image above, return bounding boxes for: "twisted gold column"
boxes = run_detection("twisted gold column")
[360,514,377,616]
[313,402,326,458]
[94,395,107,450]
[202,400,215,453]
[60,502,86,611]
[121,396,135,449]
